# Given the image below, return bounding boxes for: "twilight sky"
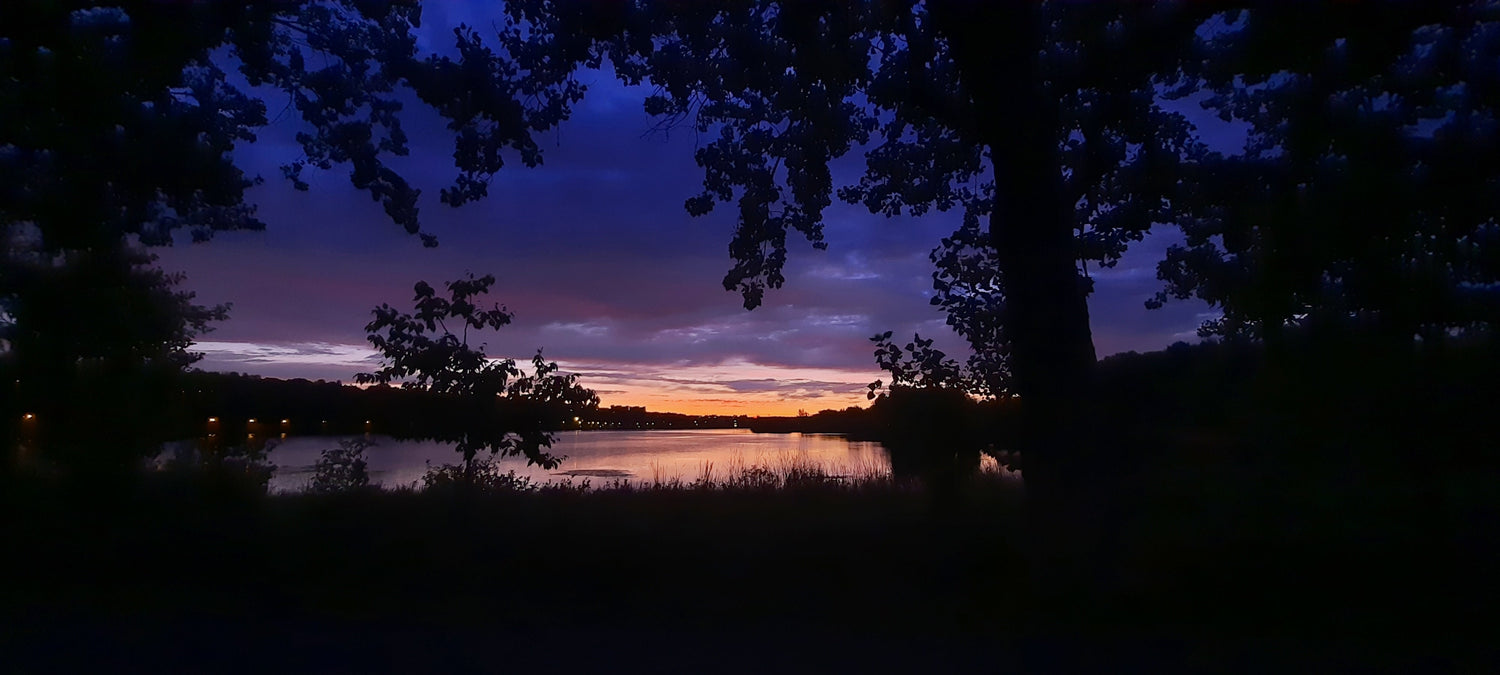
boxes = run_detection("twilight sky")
[154,11,1221,416]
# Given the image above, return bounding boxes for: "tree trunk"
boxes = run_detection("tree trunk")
[931,2,1101,496]
[931,2,1120,616]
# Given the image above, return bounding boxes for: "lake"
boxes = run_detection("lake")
[265,429,893,493]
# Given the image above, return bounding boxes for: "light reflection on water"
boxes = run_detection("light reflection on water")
[266,429,891,493]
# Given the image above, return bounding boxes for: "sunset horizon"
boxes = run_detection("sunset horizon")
[188,339,879,417]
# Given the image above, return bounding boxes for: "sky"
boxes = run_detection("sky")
[153,10,1219,417]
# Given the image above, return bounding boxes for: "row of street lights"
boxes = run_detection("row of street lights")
[203,417,374,431]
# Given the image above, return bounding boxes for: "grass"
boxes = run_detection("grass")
[411,451,1017,495]
[3,456,1494,671]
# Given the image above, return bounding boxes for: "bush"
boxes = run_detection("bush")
[420,456,537,494]
[153,440,276,500]
[222,447,277,495]
[310,438,373,494]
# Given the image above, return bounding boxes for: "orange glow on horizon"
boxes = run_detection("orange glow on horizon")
[589,393,867,417]
[570,359,881,417]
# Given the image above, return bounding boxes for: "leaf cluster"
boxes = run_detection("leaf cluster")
[866,330,971,401]
[357,273,517,396]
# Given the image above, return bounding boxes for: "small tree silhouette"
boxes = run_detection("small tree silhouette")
[310,438,372,494]
[356,274,597,478]
[865,331,984,496]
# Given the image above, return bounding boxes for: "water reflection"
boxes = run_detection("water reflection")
[266,429,891,493]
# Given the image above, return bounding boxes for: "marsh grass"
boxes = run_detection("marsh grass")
[554,454,936,494]
[5,449,1491,675]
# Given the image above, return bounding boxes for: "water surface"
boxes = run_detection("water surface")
[266,429,890,493]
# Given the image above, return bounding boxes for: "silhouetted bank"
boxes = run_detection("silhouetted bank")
[26,370,747,444]
[751,335,1500,483]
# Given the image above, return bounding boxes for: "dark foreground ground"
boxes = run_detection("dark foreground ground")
[4,470,1496,673]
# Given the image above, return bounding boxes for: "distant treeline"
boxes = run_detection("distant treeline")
[149,372,753,442]
[585,406,750,430]
[157,371,592,442]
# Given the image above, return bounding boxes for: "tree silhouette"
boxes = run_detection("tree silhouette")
[493,2,1500,493]
[1153,4,1500,349]
[492,2,1226,494]
[1,241,227,479]
[1,2,586,252]
[310,438,373,494]
[866,331,967,399]
[865,330,982,495]
[356,274,598,474]
[1,2,588,472]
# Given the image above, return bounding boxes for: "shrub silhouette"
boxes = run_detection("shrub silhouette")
[310,438,373,494]
[420,457,537,495]
[154,440,276,501]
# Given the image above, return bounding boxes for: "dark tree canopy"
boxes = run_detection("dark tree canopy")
[1,243,228,475]
[1155,3,1500,345]
[497,2,1200,309]
[0,1,588,252]
[1,1,589,472]
[1,1,591,369]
